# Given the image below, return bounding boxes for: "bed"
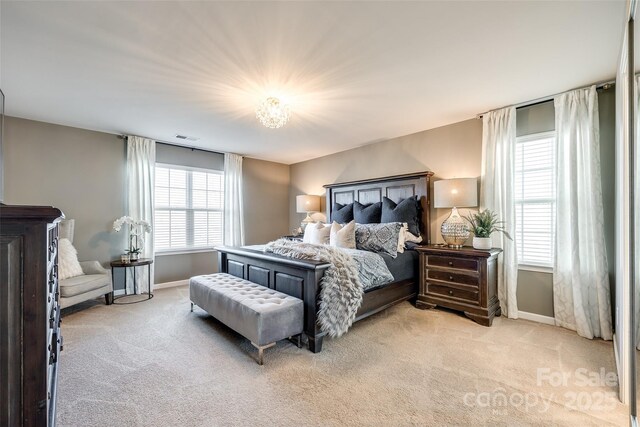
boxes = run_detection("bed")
[215,171,433,353]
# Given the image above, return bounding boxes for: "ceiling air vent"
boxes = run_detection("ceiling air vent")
[175,134,199,141]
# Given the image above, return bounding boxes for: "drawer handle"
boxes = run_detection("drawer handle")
[449,276,454,281]
[448,290,454,295]
[448,261,453,266]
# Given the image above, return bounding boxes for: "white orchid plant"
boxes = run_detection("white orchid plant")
[113,216,152,256]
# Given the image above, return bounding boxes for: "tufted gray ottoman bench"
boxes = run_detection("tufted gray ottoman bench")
[189,273,304,364]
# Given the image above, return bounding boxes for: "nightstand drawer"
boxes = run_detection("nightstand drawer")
[427,255,478,272]
[427,269,479,287]
[427,283,479,303]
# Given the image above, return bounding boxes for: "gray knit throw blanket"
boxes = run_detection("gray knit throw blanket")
[264,239,363,337]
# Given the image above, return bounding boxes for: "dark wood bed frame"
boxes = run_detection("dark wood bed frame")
[216,171,433,353]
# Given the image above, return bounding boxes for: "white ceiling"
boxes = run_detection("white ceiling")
[0,1,627,164]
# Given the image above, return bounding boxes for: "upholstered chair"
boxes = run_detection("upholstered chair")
[58,219,114,309]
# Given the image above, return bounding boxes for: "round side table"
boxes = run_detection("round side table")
[110,258,154,304]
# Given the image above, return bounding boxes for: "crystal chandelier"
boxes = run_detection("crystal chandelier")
[255,97,291,129]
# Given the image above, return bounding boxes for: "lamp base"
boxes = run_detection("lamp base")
[440,207,470,248]
[301,213,314,231]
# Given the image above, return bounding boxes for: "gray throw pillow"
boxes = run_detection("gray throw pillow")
[332,202,354,223]
[355,222,403,258]
[381,196,421,236]
[354,201,382,223]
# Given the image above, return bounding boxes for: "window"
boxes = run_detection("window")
[514,131,556,268]
[154,164,224,253]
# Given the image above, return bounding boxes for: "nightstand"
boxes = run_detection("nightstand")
[415,245,502,326]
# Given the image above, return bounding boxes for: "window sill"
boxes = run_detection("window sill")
[155,248,217,257]
[518,264,553,274]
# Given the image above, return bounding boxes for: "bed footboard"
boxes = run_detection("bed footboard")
[215,246,418,353]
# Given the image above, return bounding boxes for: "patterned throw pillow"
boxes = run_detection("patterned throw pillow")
[381,196,421,236]
[353,201,382,223]
[332,202,354,223]
[355,222,403,258]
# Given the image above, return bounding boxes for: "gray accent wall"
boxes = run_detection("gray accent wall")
[3,116,290,284]
[4,116,128,263]
[289,118,484,242]
[289,89,617,319]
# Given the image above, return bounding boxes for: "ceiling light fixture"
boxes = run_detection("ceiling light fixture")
[256,97,291,129]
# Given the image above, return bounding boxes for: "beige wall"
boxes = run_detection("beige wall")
[3,116,290,284]
[289,118,483,242]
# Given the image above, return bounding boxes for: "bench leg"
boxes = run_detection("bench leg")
[288,334,302,348]
[190,302,194,312]
[251,342,275,365]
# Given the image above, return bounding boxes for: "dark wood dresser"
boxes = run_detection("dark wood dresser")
[1,204,64,426]
[415,245,502,326]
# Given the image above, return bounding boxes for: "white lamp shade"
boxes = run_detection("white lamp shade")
[434,178,478,208]
[296,195,320,213]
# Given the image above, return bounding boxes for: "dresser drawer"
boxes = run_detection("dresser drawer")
[427,283,479,303]
[427,269,480,287]
[48,237,58,264]
[427,255,478,272]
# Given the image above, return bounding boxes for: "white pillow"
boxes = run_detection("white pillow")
[396,223,422,254]
[302,222,331,245]
[405,229,422,243]
[58,238,84,280]
[397,223,408,254]
[330,220,356,249]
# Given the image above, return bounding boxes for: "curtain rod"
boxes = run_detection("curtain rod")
[475,79,615,119]
[117,134,227,156]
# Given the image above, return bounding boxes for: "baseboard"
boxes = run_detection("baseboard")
[613,333,621,380]
[518,310,555,326]
[154,279,189,290]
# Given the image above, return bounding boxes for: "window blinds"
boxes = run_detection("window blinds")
[155,164,224,252]
[514,132,556,267]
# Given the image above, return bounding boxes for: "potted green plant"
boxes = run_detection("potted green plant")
[463,209,512,250]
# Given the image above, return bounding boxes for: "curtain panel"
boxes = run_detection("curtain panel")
[223,153,245,246]
[481,107,519,318]
[635,75,640,349]
[126,136,156,293]
[553,86,612,340]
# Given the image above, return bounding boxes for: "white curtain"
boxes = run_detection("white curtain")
[223,153,245,246]
[635,75,640,349]
[126,136,156,294]
[553,86,612,340]
[481,107,519,318]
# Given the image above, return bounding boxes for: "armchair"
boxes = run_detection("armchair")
[59,219,114,309]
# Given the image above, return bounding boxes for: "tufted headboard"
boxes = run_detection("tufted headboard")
[323,171,434,244]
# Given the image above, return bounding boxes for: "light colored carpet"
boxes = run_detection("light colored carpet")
[57,286,627,426]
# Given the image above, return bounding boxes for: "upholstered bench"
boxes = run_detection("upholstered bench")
[189,273,304,365]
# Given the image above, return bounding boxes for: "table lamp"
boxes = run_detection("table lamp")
[296,195,320,230]
[434,178,478,248]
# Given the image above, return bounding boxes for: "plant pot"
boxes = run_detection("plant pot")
[473,237,492,250]
[129,253,139,262]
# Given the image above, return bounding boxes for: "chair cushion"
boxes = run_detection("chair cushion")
[60,274,111,297]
